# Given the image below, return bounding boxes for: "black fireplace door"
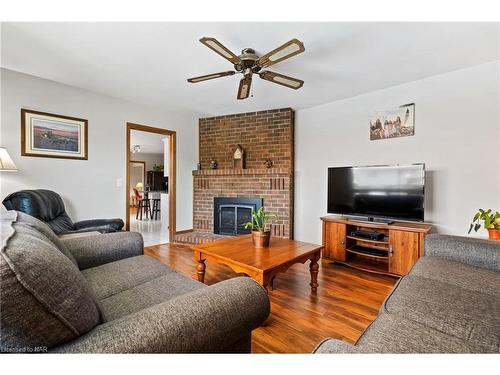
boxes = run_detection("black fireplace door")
[218,205,254,235]
[214,197,263,235]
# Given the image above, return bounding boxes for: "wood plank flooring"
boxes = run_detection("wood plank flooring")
[145,243,397,353]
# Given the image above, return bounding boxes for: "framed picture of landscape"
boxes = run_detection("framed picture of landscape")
[21,109,88,160]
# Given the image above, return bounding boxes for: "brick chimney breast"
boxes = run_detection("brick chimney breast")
[195,108,294,239]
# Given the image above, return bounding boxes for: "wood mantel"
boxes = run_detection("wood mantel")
[193,168,292,176]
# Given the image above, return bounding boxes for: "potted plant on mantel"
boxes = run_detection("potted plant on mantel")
[244,207,278,248]
[469,208,500,240]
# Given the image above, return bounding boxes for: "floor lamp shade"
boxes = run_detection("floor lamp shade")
[0,147,18,171]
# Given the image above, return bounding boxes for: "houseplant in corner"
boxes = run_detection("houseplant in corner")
[244,207,278,248]
[468,208,500,240]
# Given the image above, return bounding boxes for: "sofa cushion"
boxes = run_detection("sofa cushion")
[99,271,203,321]
[15,211,78,267]
[410,256,499,296]
[383,274,500,352]
[424,234,500,271]
[313,338,359,354]
[356,312,487,353]
[82,255,175,300]
[0,211,101,352]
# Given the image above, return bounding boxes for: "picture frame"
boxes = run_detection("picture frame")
[21,109,88,160]
[370,103,415,141]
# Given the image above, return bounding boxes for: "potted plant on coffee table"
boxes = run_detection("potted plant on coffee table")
[243,207,278,248]
[468,208,500,240]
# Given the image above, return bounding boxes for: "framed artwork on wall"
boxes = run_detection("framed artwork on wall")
[21,109,88,160]
[370,103,415,140]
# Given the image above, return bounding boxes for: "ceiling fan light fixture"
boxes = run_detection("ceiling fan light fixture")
[243,67,253,77]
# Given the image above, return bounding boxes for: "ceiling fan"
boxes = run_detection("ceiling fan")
[187,37,305,100]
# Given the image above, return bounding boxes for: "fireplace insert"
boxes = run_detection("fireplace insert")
[213,197,263,235]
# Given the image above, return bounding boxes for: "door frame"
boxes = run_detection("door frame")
[126,123,176,240]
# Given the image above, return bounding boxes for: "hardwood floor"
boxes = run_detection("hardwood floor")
[145,243,397,354]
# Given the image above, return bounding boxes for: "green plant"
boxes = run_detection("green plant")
[243,207,278,233]
[468,209,500,233]
[152,164,164,172]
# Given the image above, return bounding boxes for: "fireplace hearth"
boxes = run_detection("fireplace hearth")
[214,197,263,236]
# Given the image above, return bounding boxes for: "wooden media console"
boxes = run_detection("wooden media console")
[321,216,432,276]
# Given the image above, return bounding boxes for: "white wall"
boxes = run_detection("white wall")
[295,61,500,244]
[0,68,197,231]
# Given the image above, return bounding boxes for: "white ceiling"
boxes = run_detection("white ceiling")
[130,129,166,154]
[1,22,499,117]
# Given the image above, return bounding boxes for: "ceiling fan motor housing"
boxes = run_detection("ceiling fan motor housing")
[235,48,261,74]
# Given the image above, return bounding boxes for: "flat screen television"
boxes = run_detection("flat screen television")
[327,164,425,222]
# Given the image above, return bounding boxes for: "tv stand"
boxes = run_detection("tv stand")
[321,216,431,276]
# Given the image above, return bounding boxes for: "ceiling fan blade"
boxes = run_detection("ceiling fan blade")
[259,71,304,89]
[258,38,305,68]
[187,71,235,83]
[237,76,252,100]
[199,37,241,64]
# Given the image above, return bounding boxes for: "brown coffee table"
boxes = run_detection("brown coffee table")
[192,235,322,293]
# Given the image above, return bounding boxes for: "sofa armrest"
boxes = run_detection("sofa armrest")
[74,218,124,232]
[63,226,121,235]
[424,234,500,271]
[313,338,360,354]
[61,231,144,270]
[53,277,270,353]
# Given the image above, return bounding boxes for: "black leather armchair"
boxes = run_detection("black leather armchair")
[2,189,124,235]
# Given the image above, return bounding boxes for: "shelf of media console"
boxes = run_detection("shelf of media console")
[345,245,390,260]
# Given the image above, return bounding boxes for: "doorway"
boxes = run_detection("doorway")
[126,123,176,246]
[129,160,145,208]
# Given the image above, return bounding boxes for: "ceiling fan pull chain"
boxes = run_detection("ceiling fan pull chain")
[251,80,254,98]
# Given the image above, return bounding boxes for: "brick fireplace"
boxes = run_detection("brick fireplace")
[188,108,294,242]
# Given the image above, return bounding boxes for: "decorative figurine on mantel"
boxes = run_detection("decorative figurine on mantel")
[233,144,245,169]
[209,160,217,170]
[263,158,273,169]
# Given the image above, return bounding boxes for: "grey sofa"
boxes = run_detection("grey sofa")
[315,234,500,353]
[1,210,270,353]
